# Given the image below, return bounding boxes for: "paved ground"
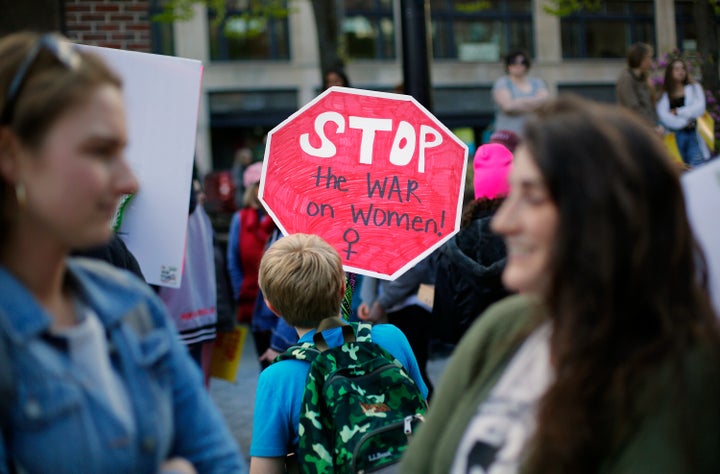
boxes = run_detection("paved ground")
[209,330,451,464]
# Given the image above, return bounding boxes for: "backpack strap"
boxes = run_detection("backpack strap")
[274,317,360,362]
[315,316,347,332]
[355,322,374,343]
[274,341,318,364]
[313,317,355,352]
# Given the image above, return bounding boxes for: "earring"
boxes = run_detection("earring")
[15,182,26,209]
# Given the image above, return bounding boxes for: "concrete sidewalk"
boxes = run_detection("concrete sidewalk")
[208,329,450,464]
[208,328,260,464]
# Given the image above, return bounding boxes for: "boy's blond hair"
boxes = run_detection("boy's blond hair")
[258,233,345,328]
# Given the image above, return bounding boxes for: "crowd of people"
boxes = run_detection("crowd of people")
[1,30,718,474]
[616,42,713,168]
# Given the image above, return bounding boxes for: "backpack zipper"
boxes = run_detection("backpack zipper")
[324,362,401,387]
[352,413,425,473]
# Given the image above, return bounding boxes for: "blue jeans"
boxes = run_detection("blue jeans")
[675,128,705,167]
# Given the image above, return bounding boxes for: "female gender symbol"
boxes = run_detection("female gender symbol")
[342,228,360,260]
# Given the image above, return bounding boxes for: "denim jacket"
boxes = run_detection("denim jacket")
[0,258,245,473]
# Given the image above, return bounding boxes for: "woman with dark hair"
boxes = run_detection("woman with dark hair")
[431,143,512,345]
[401,95,720,473]
[491,48,548,135]
[323,67,351,89]
[227,161,281,369]
[616,42,662,134]
[656,58,710,167]
[0,32,244,472]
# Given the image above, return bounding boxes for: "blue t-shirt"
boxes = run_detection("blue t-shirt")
[250,323,429,457]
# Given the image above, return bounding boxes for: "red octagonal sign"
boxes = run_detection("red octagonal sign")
[260,87,468,280]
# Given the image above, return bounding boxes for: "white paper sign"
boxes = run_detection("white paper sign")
[79,45,203,288]
[682,159,720,316]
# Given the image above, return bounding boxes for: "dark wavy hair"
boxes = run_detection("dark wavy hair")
[661,57,693,97]
[503,48,531,72]
[521,95,719,472]
[323,67,351,89]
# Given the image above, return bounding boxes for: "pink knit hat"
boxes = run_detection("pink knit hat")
[243,162,263,188]
[473,143,513,200]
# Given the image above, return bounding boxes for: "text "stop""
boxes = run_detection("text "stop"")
[299,111,443,173]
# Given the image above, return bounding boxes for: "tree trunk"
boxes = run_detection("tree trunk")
[310,0,343,87]
[0,0,64,36]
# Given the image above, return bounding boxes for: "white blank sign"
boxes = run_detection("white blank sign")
[79,45,203,288]
[682,159,720,317]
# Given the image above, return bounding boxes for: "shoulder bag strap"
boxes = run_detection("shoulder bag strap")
[313,317,355,351]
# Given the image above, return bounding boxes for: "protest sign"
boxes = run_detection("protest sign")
[210,325,248,383]
[682,159,720,316]
[260,87,468,280]
[80,45,203,288]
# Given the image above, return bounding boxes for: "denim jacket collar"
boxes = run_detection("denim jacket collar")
[0,258,144,344]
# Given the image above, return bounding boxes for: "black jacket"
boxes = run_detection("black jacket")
[432,200,509,344]
[72,234,145,281]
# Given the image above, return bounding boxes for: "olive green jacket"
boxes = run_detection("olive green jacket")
[616,68,658,126]
[401,294,720,474]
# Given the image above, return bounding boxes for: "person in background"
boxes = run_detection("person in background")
[237,225,300,371]
[249,233,427,474]
[72,232,144,281]
[158,178,218,387]
[431,143,512,346]
[488,129,521,154]
[320,66,366,326]
[323,67,351,89]
[323,68,350,89]
[231,146,254,209]
[616,42,664,135]
[358,252,438,399]
[226,161,277,367]
[401,95,720,473]
[656,57,710,167]
[491,49,549,135]
[0,32,244,472]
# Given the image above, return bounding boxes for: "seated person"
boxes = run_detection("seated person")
[249,233,428,473]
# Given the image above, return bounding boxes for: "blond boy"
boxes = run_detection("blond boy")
[249,233,428,474]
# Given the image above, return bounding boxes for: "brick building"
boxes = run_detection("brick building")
[1,0,716,175]
[64,0,153,52]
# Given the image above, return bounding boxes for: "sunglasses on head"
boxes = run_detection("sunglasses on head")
[0,33,81,125]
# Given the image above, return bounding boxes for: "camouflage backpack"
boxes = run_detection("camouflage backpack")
[276,317,426,473]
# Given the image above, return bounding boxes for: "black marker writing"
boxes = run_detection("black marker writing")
[342,228,360,260]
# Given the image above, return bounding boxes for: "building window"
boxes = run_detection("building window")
[208,89,298,169]
[342,0,533,61]
[344,0,396,59]
[150,0,175,56]
[675,0,720,53]
[208,1,290,60]
[429,0,533,61]
[560,0,655,58]
[557,83,617,103]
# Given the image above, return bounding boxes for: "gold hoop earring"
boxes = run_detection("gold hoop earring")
[15,182,26,209]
